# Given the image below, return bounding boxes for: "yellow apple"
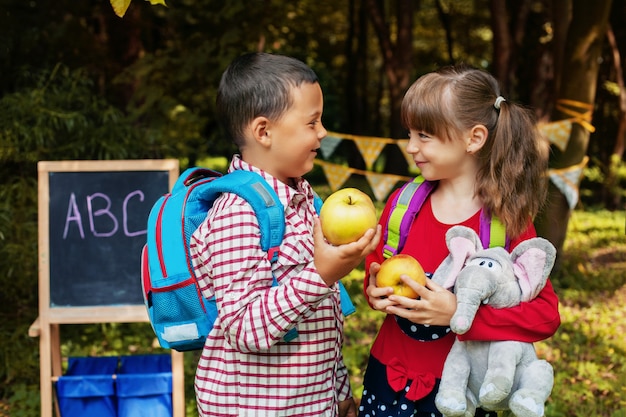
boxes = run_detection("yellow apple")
[377,254,426,298]
[319,188,378,245]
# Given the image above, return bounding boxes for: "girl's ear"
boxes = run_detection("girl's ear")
[250,116,271,147]
[466,124,488,154]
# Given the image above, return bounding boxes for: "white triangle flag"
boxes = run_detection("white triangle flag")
[320,135,343,159]
[548,157,588,209]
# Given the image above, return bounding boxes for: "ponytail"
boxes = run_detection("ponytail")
[476,91,548,238]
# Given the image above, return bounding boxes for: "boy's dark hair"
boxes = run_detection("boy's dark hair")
[216,52,319,148]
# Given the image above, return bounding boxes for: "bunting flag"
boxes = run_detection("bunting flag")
[548,156,589,209]
[539,120,572,152]
[325,131,396,161]
[316,160,353,192]
[555,99,596,133]
[320,135,343,159]
[365,171,403,202]
[535,99,596,152]
[314,159,413,200]
[353,138,389,170]
[396,139,414,167]
[317,131,592,207]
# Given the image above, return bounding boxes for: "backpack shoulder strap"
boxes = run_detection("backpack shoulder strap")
[383,176,509,256]
[383,176,435,258]
[479,209,509,250]
[194,170,285,262]
[313,192,323,214]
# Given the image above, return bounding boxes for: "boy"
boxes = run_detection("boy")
[190,52,381,417]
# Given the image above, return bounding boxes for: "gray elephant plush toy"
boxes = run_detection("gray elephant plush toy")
[432,226,557,417]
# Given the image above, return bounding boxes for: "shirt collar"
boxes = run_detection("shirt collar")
[228,155,316,209]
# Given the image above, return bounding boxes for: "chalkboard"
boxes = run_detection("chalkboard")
[39,160,178,309]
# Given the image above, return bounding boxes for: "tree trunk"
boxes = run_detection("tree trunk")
[490,0,512,87]
[535,0,613,271]
[346,0,371,135]
[366,0,414,175]
[607,25,626,159]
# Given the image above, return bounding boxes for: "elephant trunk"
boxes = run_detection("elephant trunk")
[450,268,498,334]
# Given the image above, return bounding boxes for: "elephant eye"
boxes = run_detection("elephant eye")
[467,257,502,273]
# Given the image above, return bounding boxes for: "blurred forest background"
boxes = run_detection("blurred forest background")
[1,0,625,416]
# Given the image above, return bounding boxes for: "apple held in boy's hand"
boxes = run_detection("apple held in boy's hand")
[377,254,426,298]
[319,188,378,245]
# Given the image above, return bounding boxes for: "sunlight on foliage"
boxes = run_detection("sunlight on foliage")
[110,0,167,18]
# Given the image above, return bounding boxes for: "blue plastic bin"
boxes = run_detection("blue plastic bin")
[56,357,118,417]
[116,354,172,417]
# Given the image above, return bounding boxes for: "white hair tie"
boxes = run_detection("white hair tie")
[494,96,506,110]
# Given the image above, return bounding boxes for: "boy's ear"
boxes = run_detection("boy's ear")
[466,124,488,154]
[250,116,272,147]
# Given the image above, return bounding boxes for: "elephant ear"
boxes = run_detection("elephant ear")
[432,226,483,290]
[511,237,557,302]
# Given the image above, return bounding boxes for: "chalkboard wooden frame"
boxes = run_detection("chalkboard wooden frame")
[38,159,178,322]
[33,159,184,417]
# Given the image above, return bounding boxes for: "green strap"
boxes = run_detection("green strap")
[383,177,425,258]
[489,216,507,248]
[385,176,508,255]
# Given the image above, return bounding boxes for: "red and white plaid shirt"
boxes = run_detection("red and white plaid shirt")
[190,156,351,416]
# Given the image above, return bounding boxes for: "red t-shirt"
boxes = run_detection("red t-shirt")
[364,192,561,380]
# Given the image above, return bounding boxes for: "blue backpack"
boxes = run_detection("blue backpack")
[141,167,355,352]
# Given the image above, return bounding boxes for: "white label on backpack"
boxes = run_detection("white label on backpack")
[161,323,200,343]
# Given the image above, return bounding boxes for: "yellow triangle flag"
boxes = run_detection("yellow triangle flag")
[317,161,352,192]
[396,140,414,167]
[539,120,572,152]
[354,139,387,170]
[365,172,400,202]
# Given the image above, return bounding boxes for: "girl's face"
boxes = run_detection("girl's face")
[405,128,473,182]
[265,82,326,184]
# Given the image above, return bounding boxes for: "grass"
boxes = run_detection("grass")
[341,208,626,417]
[537,209,626,417]
[8,200,625,416]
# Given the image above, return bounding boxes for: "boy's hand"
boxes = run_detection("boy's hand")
[313,218,381,286]
[338,397,357,417]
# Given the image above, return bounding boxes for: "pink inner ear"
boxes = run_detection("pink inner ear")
[443,236,477,289]
[513,248,547,302]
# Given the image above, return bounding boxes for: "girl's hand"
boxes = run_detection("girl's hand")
[385,276,457,326]
[365,262,398,311]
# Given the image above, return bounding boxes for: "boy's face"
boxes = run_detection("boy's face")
[262,82,326,184]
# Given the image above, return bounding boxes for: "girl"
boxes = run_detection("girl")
[358,64,560,417]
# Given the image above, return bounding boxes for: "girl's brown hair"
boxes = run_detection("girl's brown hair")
[401,64,549,238]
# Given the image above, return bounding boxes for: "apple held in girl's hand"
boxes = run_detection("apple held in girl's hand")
[319,188,378,245]
[377,254,426,298]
